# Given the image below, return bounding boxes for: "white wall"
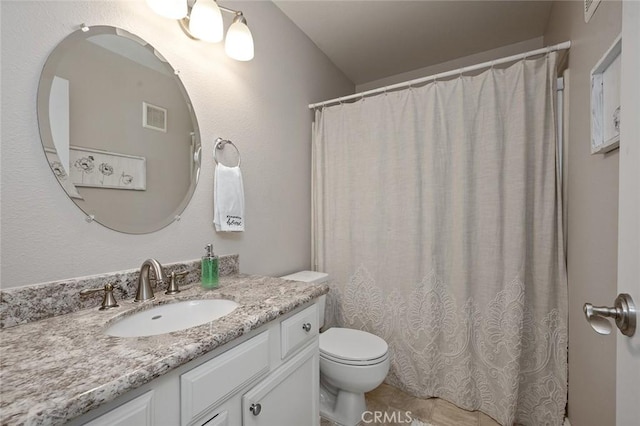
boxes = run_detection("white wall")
[356,37,543,92]
[0,0,353,288]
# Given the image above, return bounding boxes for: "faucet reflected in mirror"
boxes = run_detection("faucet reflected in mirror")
[135,259,168,302]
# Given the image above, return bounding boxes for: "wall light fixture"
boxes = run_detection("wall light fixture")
[146,0,254,61]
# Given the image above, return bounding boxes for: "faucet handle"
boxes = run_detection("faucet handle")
[80,283,120,310]
[166,271,188,295]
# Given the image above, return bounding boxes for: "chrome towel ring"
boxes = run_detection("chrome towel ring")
[214,137,241,167]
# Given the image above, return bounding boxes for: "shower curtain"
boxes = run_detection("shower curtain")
[312,53,567,426]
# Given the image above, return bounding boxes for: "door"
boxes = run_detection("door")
[616,2,640,425]
[242,342,319,426]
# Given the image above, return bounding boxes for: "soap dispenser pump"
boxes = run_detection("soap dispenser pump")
[201,244,219,289]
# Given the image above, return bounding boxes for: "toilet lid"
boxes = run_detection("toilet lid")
[320,328,388,362]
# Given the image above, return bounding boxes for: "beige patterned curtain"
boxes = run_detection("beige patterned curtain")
[312,53,567,426]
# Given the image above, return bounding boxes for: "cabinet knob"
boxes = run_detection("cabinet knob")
[302,322,312,332]
[249,403,262,416]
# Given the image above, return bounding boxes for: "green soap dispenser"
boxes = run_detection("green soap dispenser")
[201,244,219,289]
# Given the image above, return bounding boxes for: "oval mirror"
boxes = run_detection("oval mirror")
[37,25,201,234]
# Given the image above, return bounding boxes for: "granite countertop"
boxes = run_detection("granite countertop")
[0,274,329,426]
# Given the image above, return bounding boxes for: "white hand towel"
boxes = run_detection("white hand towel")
[214,164,245,232]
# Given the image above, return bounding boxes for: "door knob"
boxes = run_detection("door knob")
[302,322,312,332]
[583,293,636,336]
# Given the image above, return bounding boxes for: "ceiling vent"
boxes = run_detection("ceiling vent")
[584,0,602,23]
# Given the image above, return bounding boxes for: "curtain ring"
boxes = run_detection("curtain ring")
[545,46,553,61]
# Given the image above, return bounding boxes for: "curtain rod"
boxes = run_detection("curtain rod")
[309,40,571,109]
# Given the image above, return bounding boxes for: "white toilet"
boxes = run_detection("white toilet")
[281,271,390,426]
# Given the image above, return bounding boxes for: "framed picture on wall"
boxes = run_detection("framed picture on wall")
[590,35,622,154]
[69,146,146,190]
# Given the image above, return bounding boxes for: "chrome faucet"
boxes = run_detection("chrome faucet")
[135,258,167,302]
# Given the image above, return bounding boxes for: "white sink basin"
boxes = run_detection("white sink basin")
[106,299,239,337]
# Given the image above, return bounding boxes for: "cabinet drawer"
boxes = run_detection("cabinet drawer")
[281,304,318,359]
[181,332,270,426]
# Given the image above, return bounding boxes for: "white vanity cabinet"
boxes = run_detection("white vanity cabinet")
[71,302,320,426]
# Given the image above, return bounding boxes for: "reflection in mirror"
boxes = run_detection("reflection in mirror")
[38,26,201,234]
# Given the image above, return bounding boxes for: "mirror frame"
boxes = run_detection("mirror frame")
[37,25,201,234]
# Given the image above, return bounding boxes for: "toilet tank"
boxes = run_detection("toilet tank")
[280,271,328,329]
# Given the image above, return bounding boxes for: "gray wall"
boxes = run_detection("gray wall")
[0,0,354,288]
[544,1,622,425]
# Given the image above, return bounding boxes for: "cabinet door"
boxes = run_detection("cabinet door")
[242,340,319,426]
[84,391,154,426]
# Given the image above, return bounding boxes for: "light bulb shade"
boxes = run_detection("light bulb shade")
[225,16,254,61]
[146,0,187,19]
[189,0,223,43]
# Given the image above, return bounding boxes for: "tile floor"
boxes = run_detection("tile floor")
[321,383,501,426]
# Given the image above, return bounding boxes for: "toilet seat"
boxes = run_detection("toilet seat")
[320,328,388,366]
[320,351,389,366]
